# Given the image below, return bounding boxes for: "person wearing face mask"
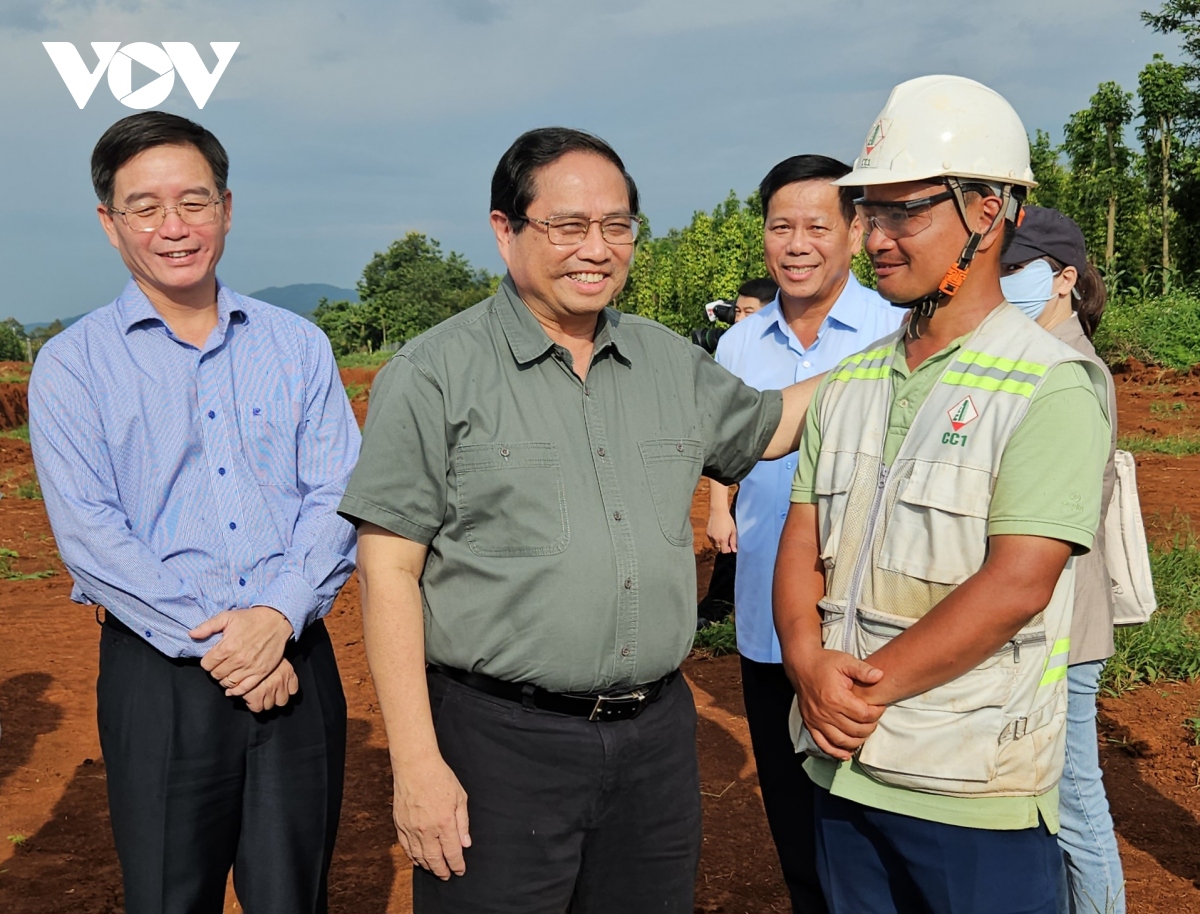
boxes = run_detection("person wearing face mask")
[1001,206,1125,914]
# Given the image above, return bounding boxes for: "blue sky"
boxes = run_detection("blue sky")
[0,0,1181,324]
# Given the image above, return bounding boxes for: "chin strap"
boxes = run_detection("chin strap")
[899,178,1020,340]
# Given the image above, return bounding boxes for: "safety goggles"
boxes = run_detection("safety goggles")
[854,190,955,240]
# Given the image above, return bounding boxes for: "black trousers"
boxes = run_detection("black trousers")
[740,654,828,914]
[414,668,703,914]
[97,616,347,914]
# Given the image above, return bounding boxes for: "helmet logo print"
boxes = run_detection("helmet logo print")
[864,119,890,157]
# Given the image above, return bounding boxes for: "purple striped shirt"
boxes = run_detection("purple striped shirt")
[29,279,360,658]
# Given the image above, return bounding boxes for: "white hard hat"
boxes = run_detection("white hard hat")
[835,75,1036,189]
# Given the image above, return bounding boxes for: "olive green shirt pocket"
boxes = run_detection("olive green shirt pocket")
[638,438,704,546]
[455,442,570,557]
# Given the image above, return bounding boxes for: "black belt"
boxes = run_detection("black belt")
[430,665,678,722]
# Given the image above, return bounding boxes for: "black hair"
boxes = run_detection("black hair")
[491,127,639,232]
[737,277,779,303]
[759,155,857,225]
[1073,263,1107,341]
[91,111,229,207]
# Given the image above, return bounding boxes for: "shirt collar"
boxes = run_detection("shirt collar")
[495,274,630,367]
[757,273,873,345]
[117,277,247,336]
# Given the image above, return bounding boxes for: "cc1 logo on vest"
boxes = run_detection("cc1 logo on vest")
[43,42,239,110]
[942,395,979,447]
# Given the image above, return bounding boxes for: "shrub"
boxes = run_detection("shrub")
[1094,290,1200,369]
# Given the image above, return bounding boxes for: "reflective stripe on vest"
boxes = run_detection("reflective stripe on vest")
[1039,638,1072,687]
[940,350,1050,399]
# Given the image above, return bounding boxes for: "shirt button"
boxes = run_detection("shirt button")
[803,361,811,369]
[676,442,685,452]
[620,646,631,657]
[613,511,623,521]
[239,577,246,586]
[624,578,633,589]
[218,467,226,475]
[898,398,909,408]
[229,522,237,530]
[585,388,591,397]
[597,447,606,457]
[207,410,215,419]
[499,447,510,458]
[786,462,794,470]
[780,512,787,519]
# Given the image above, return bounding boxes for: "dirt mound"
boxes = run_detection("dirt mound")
[339,367,380,391]
[0,382,28,431]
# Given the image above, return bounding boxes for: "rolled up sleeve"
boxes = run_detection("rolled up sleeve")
[338,354,448,544]
[692,347,783,485]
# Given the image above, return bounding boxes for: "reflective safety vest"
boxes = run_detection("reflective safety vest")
[791,303,1109,798]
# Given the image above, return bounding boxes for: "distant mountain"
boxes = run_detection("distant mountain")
[24,313,87,335]
[249,284,358,317]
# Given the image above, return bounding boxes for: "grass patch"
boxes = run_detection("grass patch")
[0,423,29,442]
[692,615,737,656]
[1102,536,1200,694]
[15,479,41,499]
[1095,290,1200,370]
[0,548,55,581]
[344,382,367,400]
[336,350,392,370]
[6,834,26,847]
[1117,433,1200,455]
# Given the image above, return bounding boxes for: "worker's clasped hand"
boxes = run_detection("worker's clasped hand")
[790,649,886,761]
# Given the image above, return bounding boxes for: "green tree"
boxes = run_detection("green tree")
[0,318,26,362]
[314,232,494,355]
[620,191,767,333]
[29,319,64,360]
[1060,83,1144,286]
[1139,53,1191,280]
[1027,129,1068,212]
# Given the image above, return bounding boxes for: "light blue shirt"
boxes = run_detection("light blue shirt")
[714,274,901,663]
[29,279,361,658]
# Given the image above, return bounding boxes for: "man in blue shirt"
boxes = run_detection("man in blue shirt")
[29,112,360,914]
[711,155,900,913]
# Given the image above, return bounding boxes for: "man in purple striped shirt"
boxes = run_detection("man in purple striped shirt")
[29,112,360,914]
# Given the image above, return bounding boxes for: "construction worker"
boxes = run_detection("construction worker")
[774,76,1111,914]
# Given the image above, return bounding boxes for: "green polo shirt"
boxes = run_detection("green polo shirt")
[790,331,1110,831]
[339,275,783,693]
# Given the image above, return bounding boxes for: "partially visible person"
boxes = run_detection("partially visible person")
[1001,206,1125,914]
[699,275,778,627]
[734,276,778,321]
[708,155,899,913]
[29,111,359,914]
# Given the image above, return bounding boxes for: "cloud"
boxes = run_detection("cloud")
[444,0,506,25]
[0,0,1185,322]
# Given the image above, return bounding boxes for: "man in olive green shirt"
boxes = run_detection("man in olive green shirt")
[339,127,815,914]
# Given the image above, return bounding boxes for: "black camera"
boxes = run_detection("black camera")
[690,327,726,353]
[691,299,737,354]
[708,300,737,324]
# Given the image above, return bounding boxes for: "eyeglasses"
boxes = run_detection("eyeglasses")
[854,190,955,240]
[519,214,641,246]
[109,197,224,233]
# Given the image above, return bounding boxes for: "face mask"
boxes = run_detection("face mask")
[1000,259,1056,321]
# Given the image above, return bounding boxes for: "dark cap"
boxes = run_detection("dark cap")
[1002,206,1088,275]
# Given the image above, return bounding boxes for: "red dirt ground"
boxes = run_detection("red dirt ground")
[2,368,1200,913]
